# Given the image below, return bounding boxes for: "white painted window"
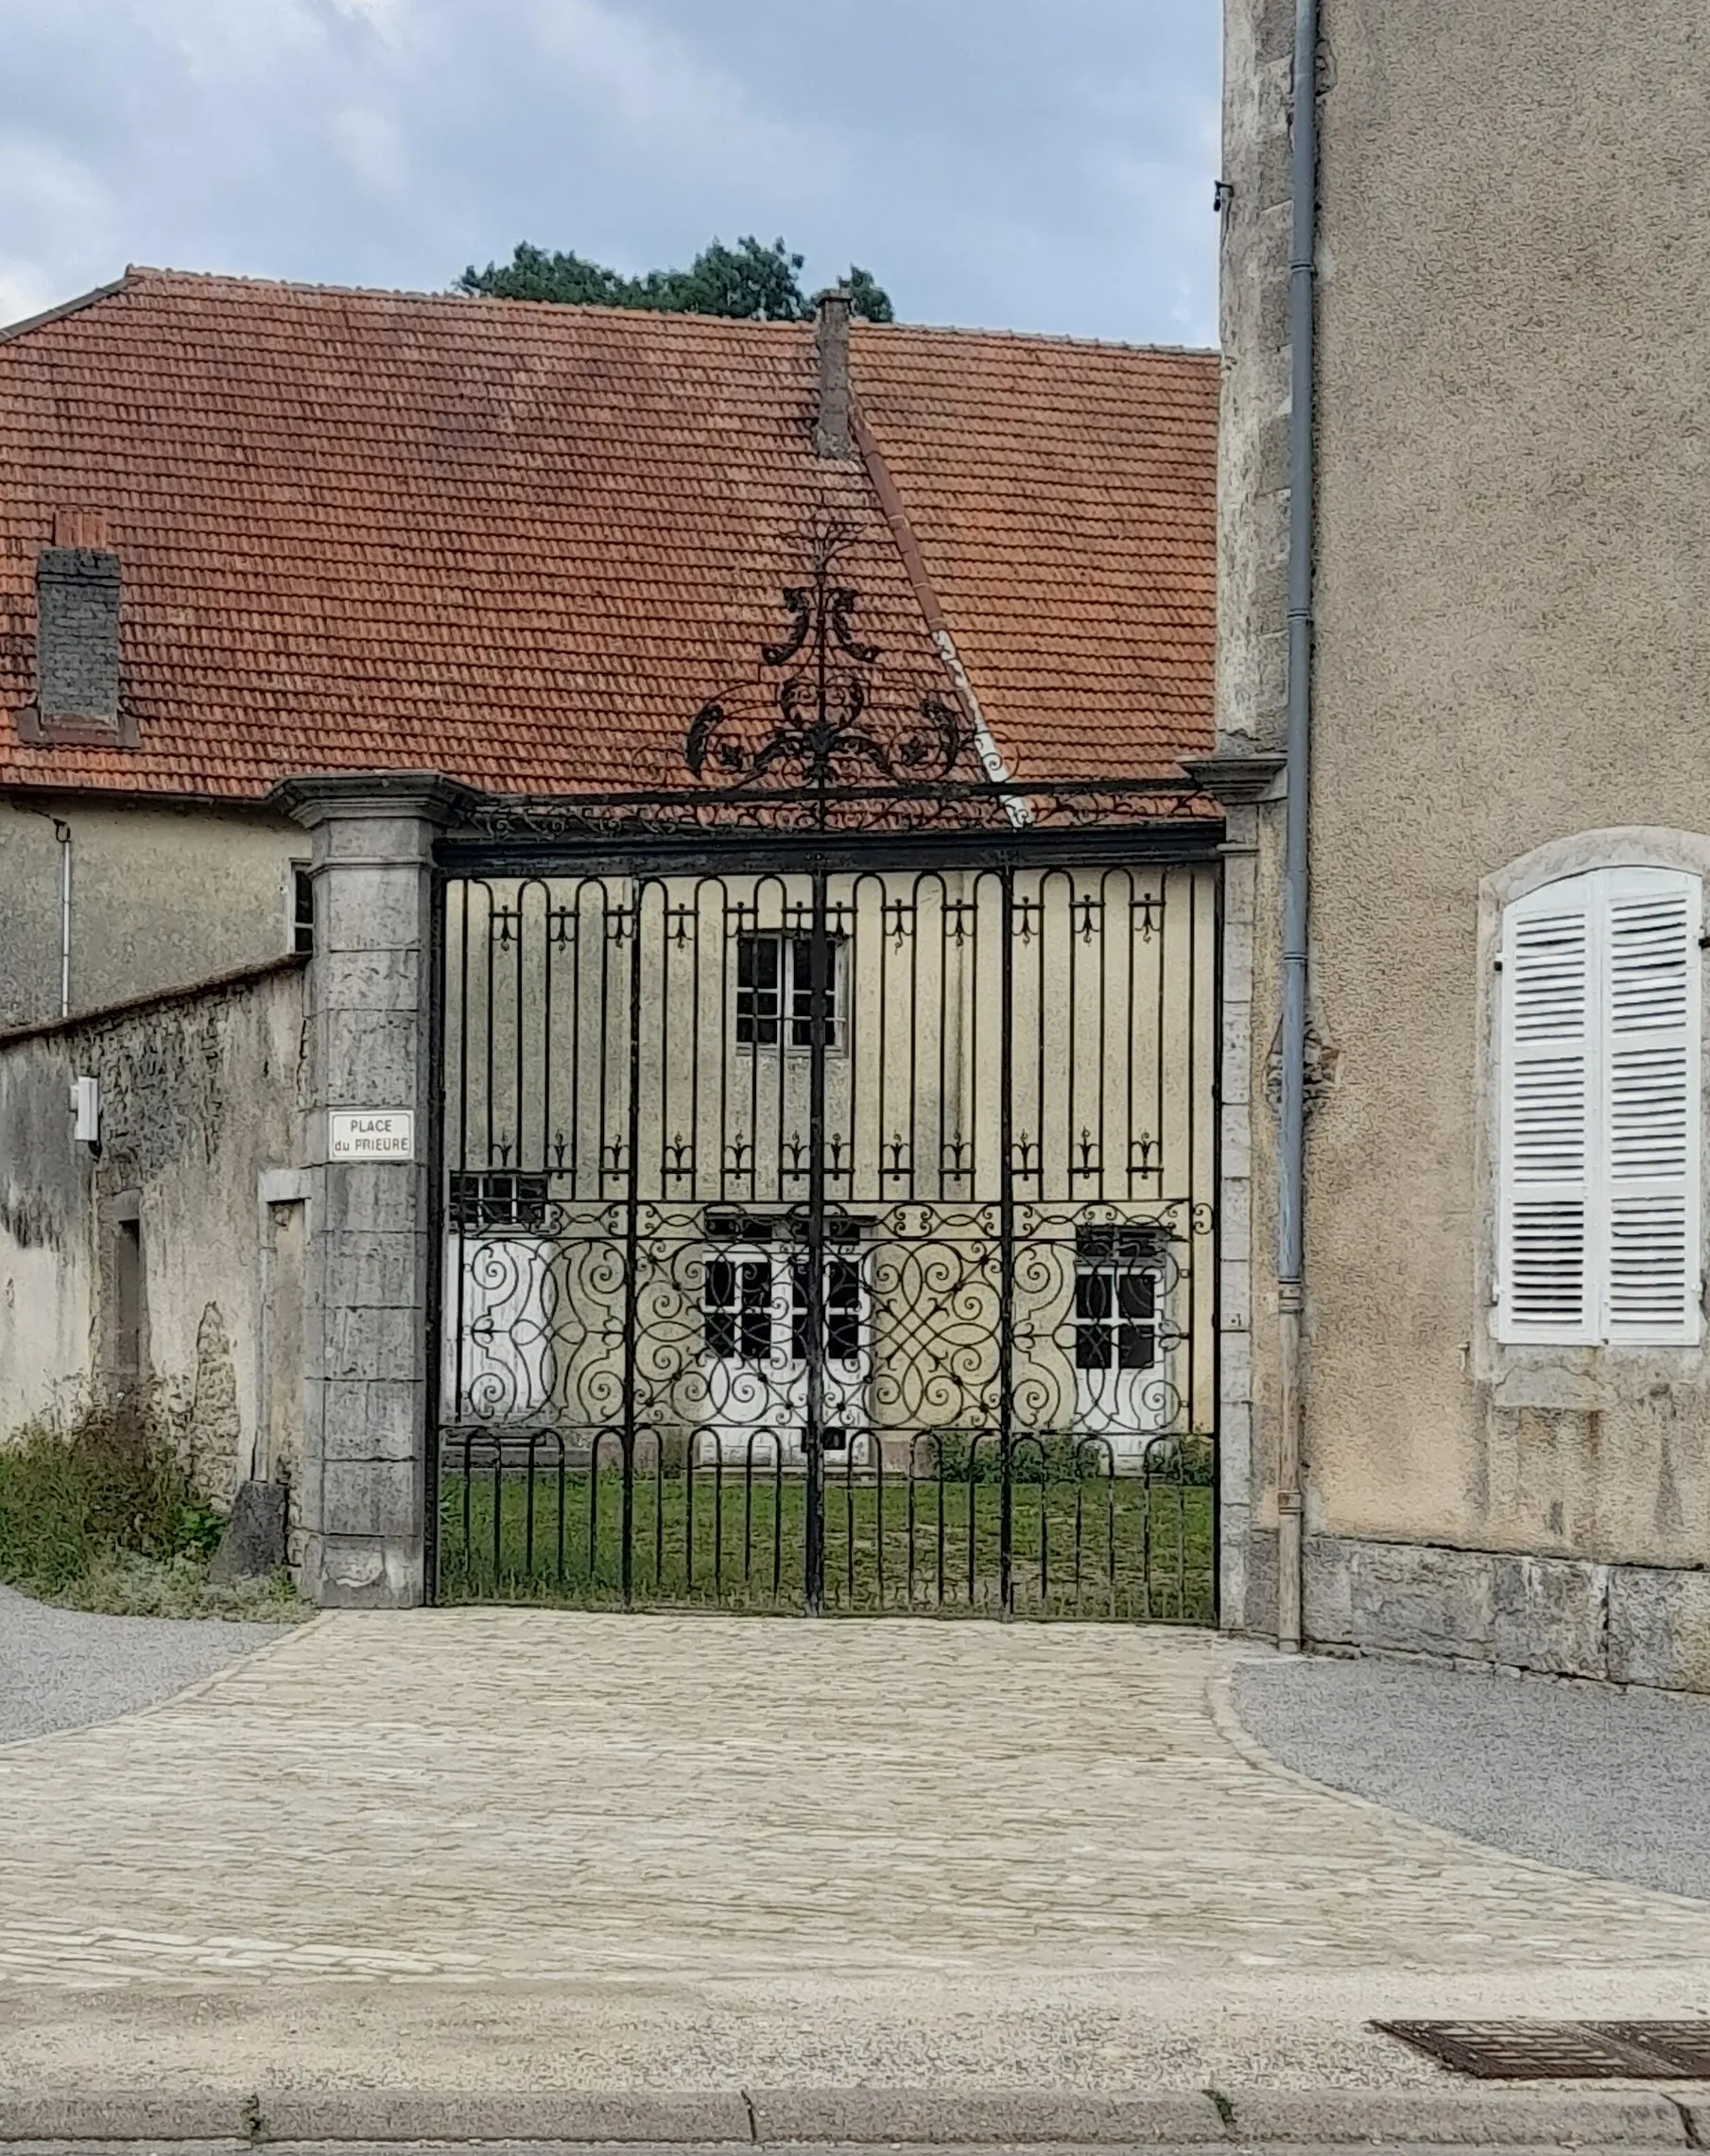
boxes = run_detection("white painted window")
[734,934,845,1051]
[1495,866,1701,1345]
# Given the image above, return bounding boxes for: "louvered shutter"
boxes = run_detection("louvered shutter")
[1600,867,1701,1344]
[1497,877,1595,1340]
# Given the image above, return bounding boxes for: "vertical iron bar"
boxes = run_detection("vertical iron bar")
[997,866,1017,1618]
[484,883,498,1174]
[771,1438,784,1604]
[555,1441,566,1583]
[873,1435,885,1610]
[491,1449,503,1585]
[686,1427,697,1592]
[588,1437,601,1584]
[967,1439,978,1606]
[619,879,646,1607]
[803,861,830,1613]
[936,1436,946,1606]
[461,1431,474,1586]
[907,1444,918,1606]
[653,1435,664,1592]
[423,865,448,1605]
[744,1439,755,1588]
[1209,860,1225,1626]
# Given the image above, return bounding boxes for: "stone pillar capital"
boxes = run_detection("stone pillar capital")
[268,771,481,832]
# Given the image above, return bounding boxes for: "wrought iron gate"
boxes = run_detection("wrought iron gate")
[427,523,1220,1620]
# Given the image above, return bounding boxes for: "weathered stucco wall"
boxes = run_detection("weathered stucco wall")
[1220,0,1710,1673]
[0,959,305,1506]
[0,793,306,1031]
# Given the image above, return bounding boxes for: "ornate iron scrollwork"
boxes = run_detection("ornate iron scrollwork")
[455,513,1215,842]
[683,515,975,793]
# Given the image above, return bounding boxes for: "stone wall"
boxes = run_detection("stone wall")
[1305,1536,1710,1695]
[0,958,306,1510]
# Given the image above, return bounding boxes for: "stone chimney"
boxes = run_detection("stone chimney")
[18,509,130,745]
[813,287,855,459]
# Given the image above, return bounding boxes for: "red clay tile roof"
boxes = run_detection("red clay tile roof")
[0,268,1215,804]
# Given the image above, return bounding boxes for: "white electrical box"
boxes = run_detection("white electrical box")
[70,1075,100,1145]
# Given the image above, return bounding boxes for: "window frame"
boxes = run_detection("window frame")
[289,865,315,956]
[1488,848,1704,1353]
[734,930,847,1054]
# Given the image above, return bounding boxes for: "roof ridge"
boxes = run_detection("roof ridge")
[26,265,1218,357]
[118,265,816,331]
[852,319,1218,360]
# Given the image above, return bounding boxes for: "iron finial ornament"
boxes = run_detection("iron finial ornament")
[683,514,975,797]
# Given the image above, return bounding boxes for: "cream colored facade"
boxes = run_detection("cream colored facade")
[441,861,1219,1475]
[0,793,307,1031]
[1218,0,1710,1682]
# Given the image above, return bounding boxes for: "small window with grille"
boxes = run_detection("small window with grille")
[735,934,844,1050]
[448,1171,549,1231]
[1074,1227,1162,1373]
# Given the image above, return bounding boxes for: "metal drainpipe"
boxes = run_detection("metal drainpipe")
[1277,0,1320,1655]
[54,819,72,1018]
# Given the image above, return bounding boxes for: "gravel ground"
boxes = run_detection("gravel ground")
[0,1582,291,1743]
[1232,1649,1710,1903]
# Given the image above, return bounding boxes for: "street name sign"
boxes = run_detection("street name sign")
[329,1110,415,1161]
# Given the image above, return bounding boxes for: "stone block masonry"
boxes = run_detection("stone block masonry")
[1304,1532,1710,1690]
[274,773,475,1609]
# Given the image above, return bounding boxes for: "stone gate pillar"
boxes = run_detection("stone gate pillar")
[272,773,473,1608]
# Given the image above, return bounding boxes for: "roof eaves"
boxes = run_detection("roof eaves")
[0,271,135,348]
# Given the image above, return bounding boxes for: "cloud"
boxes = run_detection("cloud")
[327,105,410,202]
[0,0,1218,341]
[0,134,121,322]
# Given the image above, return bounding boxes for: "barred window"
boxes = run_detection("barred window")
[1074,1227,1161,1373]
[448,1171,549,1232]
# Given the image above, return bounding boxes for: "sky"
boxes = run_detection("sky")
[0,0,1220,348]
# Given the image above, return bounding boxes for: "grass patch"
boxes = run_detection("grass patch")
[440,1466,1214,1622]
[0,1399,307,1622]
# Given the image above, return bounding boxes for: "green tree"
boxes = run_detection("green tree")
[456,235,894,323]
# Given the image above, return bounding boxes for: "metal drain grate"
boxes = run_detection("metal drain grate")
[1374,2020,1710,2079]
[1592,2024,1710,2078]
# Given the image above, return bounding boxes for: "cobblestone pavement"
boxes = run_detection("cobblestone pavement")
[5,1612,1710,2090]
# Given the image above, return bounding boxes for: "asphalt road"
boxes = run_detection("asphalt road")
[1233,1648,1710,1903]
[0,1580,287,1742]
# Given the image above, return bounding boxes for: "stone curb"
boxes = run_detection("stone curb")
[747,2093,1228,2144]
[0,2086,1690,2146]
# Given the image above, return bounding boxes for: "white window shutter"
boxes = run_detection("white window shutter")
[1601,867,1701,1344]
[1497,876,1595,1341]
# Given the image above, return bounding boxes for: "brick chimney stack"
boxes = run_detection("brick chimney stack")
[813,287,855,459]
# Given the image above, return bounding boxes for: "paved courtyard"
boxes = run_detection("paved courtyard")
[6,1609,1710,2093]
